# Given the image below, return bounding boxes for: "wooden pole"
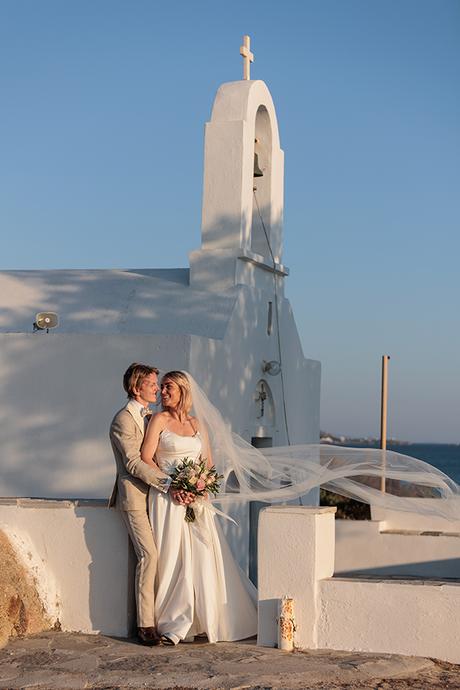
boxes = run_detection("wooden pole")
[380,355,390,492]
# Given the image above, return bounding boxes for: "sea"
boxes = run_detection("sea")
[346,442,460,486]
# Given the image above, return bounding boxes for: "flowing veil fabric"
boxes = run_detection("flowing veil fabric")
[183,372,460,523]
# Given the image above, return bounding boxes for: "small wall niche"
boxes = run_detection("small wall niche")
[267,301,273,335]
[251,379,275,427]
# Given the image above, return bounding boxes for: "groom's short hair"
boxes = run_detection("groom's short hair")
[123,362,159,398]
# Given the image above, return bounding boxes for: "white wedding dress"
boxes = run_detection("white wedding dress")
[149,428,257,644]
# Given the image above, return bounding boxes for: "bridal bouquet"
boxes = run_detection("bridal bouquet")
[170,457,223,522]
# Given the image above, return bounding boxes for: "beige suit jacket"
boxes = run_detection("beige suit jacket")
[108,400,170,510]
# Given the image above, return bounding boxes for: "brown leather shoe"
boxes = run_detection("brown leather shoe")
[137,626,161,646]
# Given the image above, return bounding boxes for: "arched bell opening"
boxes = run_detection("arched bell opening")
[251,106,273,257]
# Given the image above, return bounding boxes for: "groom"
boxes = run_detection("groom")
[109,362,173,646]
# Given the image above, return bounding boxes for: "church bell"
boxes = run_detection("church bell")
[253,152,264,178]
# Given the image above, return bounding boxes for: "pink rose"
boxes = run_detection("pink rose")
[196,479,206,491]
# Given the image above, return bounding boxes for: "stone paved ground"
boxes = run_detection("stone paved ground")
[0,632,459,690]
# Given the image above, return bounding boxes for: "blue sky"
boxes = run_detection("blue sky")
[1,0,459,442]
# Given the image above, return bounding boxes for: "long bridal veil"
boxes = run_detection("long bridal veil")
[184,372,460,523]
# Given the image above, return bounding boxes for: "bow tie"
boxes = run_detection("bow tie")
[140,407,152,418]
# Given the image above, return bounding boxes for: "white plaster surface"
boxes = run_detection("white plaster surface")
[372,501,460,532]
[318,577,460,664]
[0,332,191,499]
[257,506,336,648]
[258,506,460,664]
[0,500,131,636]
[0,269,236,337]
[335,519,460,578]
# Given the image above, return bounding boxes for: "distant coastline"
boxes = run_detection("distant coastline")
[320,431,459,447]
[320,431,410,446]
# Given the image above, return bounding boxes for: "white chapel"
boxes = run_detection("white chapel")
[0,40,321,524]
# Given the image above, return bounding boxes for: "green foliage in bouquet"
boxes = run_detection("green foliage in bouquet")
[170,457,224,522]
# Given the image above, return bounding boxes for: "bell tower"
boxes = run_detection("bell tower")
[190,39,288,293]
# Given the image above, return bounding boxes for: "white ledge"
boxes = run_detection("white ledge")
[382,528,460,538]
[263,505,337,515]
[237,249,289,276]
[329,575,460,586]
[0,497,107,508]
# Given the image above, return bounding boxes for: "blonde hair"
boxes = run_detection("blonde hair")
[161,371,192,416]
[123,362,159,398]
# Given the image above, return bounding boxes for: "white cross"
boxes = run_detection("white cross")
[240,35,254,80]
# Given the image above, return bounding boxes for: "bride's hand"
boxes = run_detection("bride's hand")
[170,489,195,505]
[182,491,195,505]
[170,488,186,505]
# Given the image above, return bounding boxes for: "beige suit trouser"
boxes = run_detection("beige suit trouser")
[121,508,157,628]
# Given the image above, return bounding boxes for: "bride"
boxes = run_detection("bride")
[141,370,257,645]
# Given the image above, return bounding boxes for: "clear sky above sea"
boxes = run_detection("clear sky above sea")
[1,0,459,443]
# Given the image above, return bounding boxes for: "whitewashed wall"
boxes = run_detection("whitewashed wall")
[258,506,460,664]
[335,519,460,578]
[318,576,460,663]
[371,503,460,532]
[0,499,131,636]
[0,289,319,500]
[190,287,320,448]
[0,332,190,499]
